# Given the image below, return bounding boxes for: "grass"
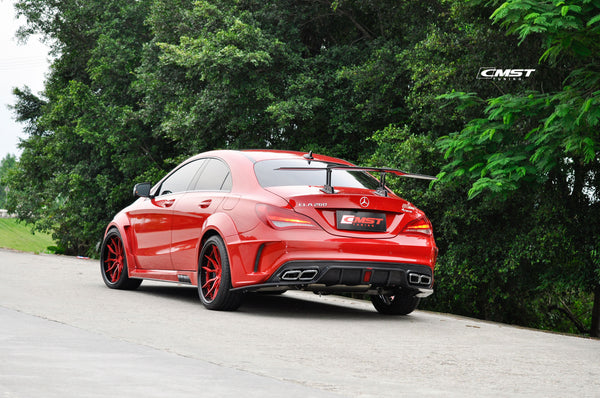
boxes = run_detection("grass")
[0,218,57,253]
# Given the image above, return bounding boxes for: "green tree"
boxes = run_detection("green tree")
[437,0,600,336]
[9,0,174,255]
[0,154,17,209]
[138,0,437,159]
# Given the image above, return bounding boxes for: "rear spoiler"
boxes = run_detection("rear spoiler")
[276,165,437,195]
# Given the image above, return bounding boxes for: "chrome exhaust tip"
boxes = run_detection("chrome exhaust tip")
[299,269,318,280]
[281,270,302,281]
[281,269,319,282]
[408,273,421,284]
[408,272,432,286]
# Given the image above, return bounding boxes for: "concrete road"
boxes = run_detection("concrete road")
[1,249,599,397]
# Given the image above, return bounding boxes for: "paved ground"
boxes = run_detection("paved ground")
[1,249,599,397]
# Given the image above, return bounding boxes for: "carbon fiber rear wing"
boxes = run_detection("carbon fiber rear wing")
[276,165,437,195]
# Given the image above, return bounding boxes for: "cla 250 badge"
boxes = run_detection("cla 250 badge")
[336,211,386,232]
[295,202,328,207]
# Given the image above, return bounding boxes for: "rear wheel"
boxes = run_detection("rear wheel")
[371,288,420,315]
[100,229,142,290]
[198,235,242,311]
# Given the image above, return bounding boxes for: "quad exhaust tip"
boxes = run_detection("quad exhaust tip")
[281,269,319,281]
[408,272,432,286]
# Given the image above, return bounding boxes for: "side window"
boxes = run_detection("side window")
[159,160,205,196]
[192,159,232,191]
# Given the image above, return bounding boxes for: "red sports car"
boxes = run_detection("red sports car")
[100,150,438,314]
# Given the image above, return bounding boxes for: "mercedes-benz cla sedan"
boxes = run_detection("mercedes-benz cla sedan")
[101,150,438,314]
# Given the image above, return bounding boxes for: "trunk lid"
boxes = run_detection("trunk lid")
[265,186,422,238]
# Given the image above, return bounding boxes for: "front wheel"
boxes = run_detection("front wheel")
[371,289,420,315]
[100,229,142,290]
[198,235,243,311]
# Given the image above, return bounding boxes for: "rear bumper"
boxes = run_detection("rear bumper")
[231,260,434,296]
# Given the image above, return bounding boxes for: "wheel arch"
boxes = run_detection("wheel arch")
[198,211,238,256]
[199,229,222,251]
[197,212,246,286]
[103,215,138,275]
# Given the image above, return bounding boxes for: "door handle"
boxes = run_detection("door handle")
[163,199,175,208]
[199,199,212,209]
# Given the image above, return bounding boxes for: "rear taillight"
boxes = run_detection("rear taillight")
[403,217,433,235]
[256,204,319,230]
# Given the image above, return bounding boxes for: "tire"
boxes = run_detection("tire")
[100,229,142,290]
[198,235,243,311]
[371,288,420,315]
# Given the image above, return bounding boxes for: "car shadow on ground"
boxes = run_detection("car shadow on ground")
[239,292,382,320]
[136,284,199,304]
[135,284,420,322]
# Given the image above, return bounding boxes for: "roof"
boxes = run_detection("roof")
[240,149,353,165]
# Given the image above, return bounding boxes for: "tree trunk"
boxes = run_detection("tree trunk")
[591,284,600,338]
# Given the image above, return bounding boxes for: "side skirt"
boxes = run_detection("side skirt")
[129,269,198,286]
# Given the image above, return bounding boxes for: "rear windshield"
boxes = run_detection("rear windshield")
[254,159,380,190]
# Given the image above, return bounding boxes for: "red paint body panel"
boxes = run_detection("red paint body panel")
[103,150,437,296]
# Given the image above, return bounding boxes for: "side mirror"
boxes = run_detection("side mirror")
[133,182,152,198]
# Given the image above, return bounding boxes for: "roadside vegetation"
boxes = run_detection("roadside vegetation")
[4,0,599,336]
[0,218,57,254]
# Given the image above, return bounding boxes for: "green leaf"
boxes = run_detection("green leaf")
[582,98,593,113]
[469,163,484,172]
[587,13,600,26]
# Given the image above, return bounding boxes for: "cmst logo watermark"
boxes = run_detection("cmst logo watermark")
[477,67,535,81]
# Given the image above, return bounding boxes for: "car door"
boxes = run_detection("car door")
[170,158,232,271]
[129,159,206,270]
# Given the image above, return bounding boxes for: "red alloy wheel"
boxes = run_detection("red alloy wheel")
[201,244,222,301]
[104,234,125,283]
[100,229,142,290]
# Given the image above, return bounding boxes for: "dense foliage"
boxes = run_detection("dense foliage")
[6,0,599,335]
[434,0,600,336]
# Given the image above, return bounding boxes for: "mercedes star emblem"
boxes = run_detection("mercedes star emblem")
[359,197,369,208]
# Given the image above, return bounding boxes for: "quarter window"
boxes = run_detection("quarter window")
[159,160,205,196]
[192,159,232,191]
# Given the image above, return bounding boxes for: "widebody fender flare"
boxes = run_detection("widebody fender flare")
[103,212,139,273]
[201,212,257,286]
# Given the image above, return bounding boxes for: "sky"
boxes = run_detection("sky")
[0,0,51,160]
